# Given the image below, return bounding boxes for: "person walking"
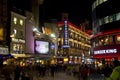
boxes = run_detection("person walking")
[81,65,90,80]
[50,65,55,77]
[14,65,21,80]
[106,60,120,80]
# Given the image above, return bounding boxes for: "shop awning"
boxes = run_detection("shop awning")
[11,54,32,58]
[0,54,14,59]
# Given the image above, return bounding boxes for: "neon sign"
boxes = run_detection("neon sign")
[63,20,69,48]
[94,49,117,54]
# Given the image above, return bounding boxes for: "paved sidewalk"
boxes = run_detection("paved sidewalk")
[89,73,106,80]
[33,72,77,80]
[0,72,77,80]
[0,72,106,80]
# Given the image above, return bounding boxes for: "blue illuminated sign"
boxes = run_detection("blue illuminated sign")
[63,20,69,48]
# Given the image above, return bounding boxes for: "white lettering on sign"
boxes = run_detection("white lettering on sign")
[12,38,25,43]
[63,20,69,47]
[19,39,25,43]
[0,47,9,54]
[94,49,117,54]
[12,38,19,42]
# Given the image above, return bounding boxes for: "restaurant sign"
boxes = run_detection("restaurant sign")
[94,49,117,54]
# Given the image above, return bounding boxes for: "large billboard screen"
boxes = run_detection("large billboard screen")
[35,40,49,54]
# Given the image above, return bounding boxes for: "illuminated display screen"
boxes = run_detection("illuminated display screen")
[35,40,49,54]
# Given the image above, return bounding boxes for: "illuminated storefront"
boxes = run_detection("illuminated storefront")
[91,0,120,64]
[91,30,120,60]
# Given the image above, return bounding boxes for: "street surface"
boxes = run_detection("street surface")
[0,72,106,80]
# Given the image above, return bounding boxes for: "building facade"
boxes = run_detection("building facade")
[91,0,120,62]
[57,14,91,64]
[10,12,26,55]
[0,0,9,57]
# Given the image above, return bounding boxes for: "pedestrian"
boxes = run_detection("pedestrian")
[50,65,55,77]
[81,65,90,80]
[1,65,12,80]
[21,71,30,80]
[14,65,21,80]
[102,64,112,78]
[106,60,120,80]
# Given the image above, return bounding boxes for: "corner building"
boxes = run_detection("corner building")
[57,14,91,64]
[91,0,120,63]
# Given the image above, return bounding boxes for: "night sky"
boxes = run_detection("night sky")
[12,0,94,26]
[40,0,94,26]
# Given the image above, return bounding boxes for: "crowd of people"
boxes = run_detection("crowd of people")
[0,60,120,80]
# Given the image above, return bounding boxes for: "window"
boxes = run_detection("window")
[109,16,113,22]
[104,16,109,24]
[0,28,4,40]
[103,0,107,2]
[116,35,120,44]
[14,29,17,34]
[19,30,24,38]
[116,13,120,21]
[20,19,23,26]
[13,17,17,24]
